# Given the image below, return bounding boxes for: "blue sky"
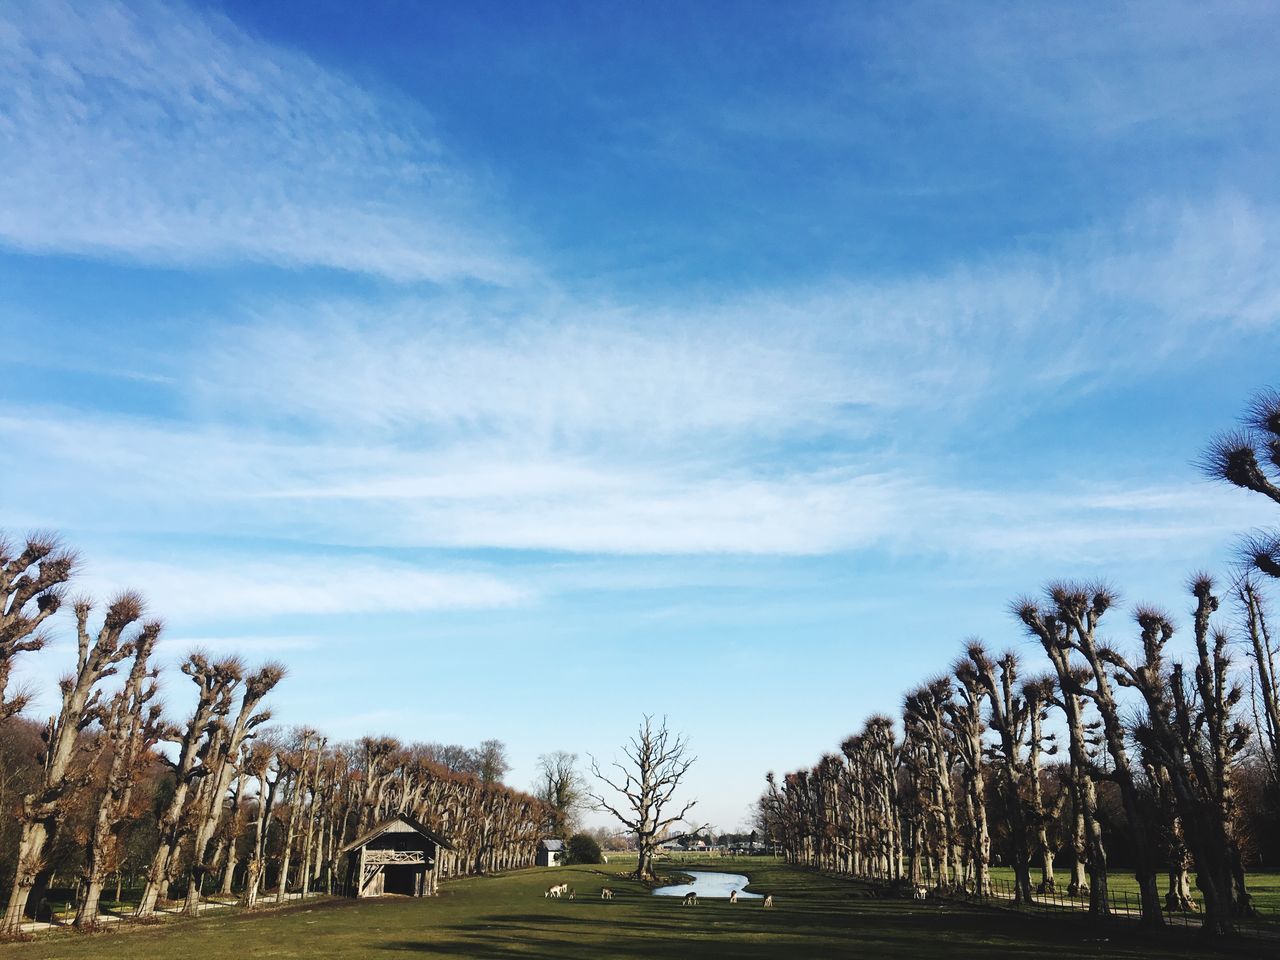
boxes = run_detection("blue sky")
[2,0,1279,830]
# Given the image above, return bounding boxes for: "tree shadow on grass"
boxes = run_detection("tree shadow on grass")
[374,904,1277,960]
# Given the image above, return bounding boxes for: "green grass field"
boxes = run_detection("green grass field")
[986,866,1280,918]
[2,857,1273,959]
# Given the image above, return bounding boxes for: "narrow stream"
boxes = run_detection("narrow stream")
[652,871,763,899]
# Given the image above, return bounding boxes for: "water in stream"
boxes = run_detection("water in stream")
[652,871,763,899]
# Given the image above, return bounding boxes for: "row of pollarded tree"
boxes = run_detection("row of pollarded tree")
[761,389,1280,938]
[0,537,551,932]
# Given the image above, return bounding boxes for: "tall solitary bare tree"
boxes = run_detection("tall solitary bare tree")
[589,715,699,880]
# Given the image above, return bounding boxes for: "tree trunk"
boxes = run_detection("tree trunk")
[3,820,50,928]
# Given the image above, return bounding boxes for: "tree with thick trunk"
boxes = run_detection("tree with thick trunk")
[903,680,960,892]
[183,662,284,915]
[1110,579,1254,936]
[589,715,699,881]
[276,729,318,904]
[2,592,144,931]
[1042,583,1163,927]
[75,622,164,927]
[241,739,281,908]
[965,644,1033,903]
[1017,596,1110,917]
[135,654,240,918]
[945,656,991,896]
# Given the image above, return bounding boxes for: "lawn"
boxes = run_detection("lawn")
[2,858,1273,960]
[986,866,1280,919]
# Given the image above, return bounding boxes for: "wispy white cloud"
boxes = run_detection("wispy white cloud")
[3,195,1276,561]
[198,194,1280,433]
[197,298,886,444]
[0,399,1258,564]
[0,0,523,282]
[75,555,531,623]
[869,1,1280,142]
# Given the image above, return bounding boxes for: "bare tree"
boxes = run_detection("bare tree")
[1201,387,1280,577]
[1239,579,1280,784]
[75,622,164,927]
[1112,579,1255,936]
[473,739,510,785]
[275,728,319,904]
[1042,583,1163,927]
[182,661,284,914]
[589,715,699,880]
[947,654,991,896]
[135,653,240,918]
[2,592,147,931]
[0,534,76,721]
[241,738,282,909]
[533,751,585,839]
[964,644,1033,902]
[1016,594,1110,917]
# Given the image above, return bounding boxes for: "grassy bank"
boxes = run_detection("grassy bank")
[1,858,1273,959]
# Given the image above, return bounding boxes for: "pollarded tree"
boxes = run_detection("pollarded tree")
[964,643,1034,903]
[75,621,165,927]
[0,534,76,722]
[182,661,284,914]
[1042,582,1163,928]
[241,738,282,909]
[902,679,959,891]
[1110,579,1255,936]
[135,653,240,918]
[1201,387,1280,578]
[275,728,319,904]
[947,655,991,896]
[2,592,149,931]
[1021,675,1067,894]
[1016,594,1110,916]
[589,715,700,881]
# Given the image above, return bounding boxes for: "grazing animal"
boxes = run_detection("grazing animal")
[913,885,928,901]
[545,883,568,898]
[601,888,614,900]
[682,891,698,906]
[729,890,738,904]
[602,855,609,863]
[568,888,576,900]
[762,894,774,908]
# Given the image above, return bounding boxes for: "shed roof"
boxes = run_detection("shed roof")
[340,814,455,854]
[540,839,565,851]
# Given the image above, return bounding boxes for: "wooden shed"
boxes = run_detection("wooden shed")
[535,838,564,867]
[340,814,453,898]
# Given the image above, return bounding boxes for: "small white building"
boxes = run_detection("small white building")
[536,839,565,867]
